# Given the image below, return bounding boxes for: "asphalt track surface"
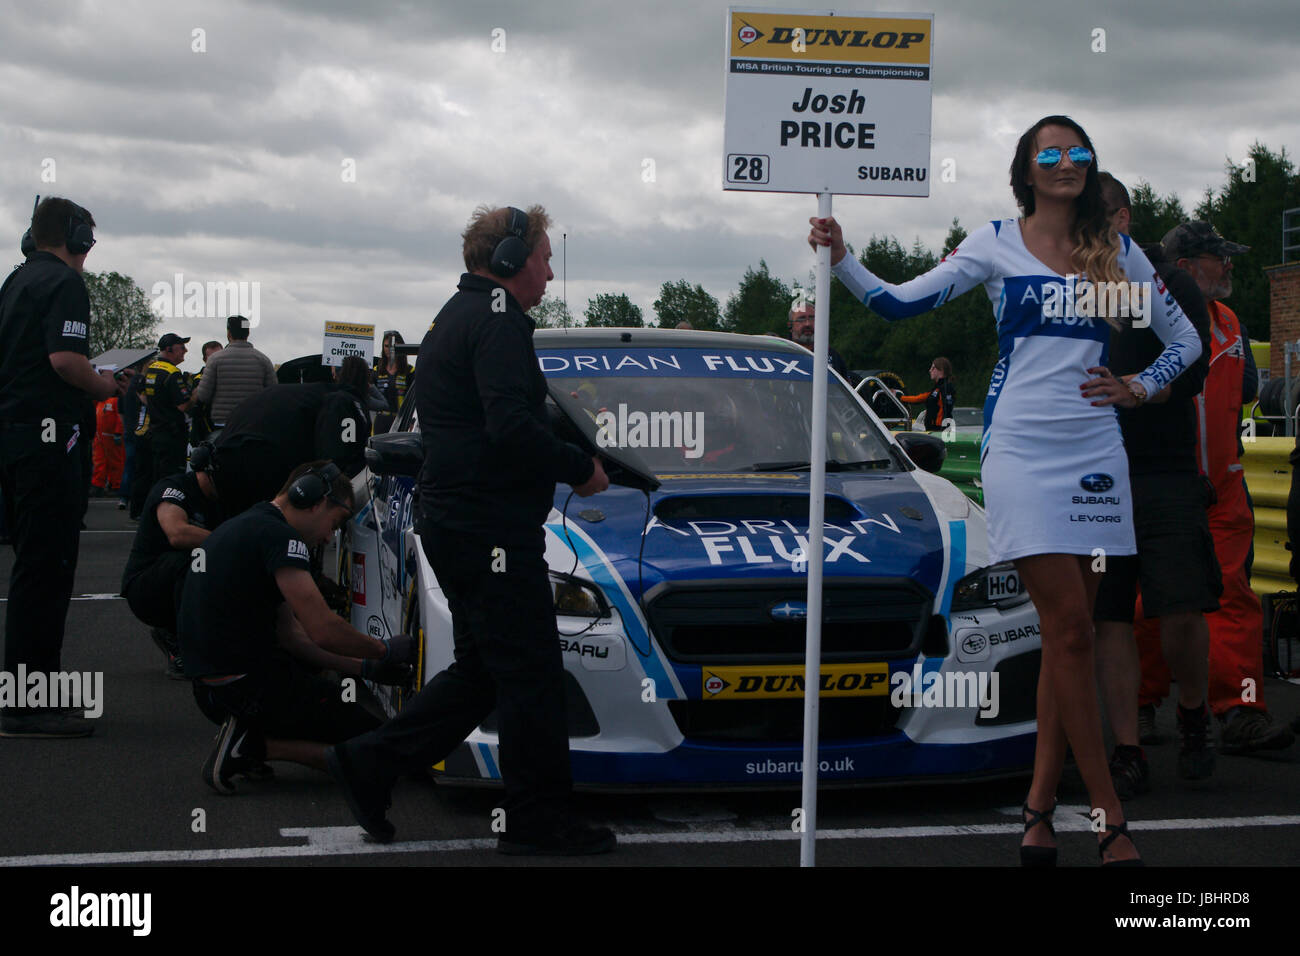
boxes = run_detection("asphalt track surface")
[2,498,1299,871]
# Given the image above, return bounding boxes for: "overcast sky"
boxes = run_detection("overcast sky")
[1,0,1296,369]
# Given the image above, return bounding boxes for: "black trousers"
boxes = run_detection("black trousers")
[151,432,187,487]
[340,529,572,834]
[0,422,85,674]
[192,654,381,744]
[129,434,153,518]
[122,549,191,632]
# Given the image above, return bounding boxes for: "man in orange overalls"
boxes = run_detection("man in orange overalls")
[1136,222,1294,755]
[91,395,124,495]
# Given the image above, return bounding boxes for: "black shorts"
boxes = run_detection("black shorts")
[1094,470,1223,622]
[191,653,381,744]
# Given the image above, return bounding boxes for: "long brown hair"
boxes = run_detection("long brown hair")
[932,356,954,381]
[382,331,410,374]
[1010,115,1129,330]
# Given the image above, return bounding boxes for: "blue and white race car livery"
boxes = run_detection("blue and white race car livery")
[336,329,1042,787]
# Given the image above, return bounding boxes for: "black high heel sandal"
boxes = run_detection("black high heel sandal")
[1099,819,1143,866]
[1020,802,1057,867]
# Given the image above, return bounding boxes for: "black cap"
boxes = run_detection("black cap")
[158,333,191,350]
[1161,221,1250,261]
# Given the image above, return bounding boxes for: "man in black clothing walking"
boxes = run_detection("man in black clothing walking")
[326,203,613,853]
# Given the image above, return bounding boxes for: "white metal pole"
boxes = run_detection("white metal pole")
[800,190,832,867]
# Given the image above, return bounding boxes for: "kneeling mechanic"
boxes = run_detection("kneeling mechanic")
[178,460,416,793]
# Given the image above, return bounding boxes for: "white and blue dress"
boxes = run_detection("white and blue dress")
[832,218,1201,564]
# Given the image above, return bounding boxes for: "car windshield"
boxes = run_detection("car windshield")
[540,346,898,475]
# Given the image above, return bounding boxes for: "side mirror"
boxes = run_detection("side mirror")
[365,431,423,477]
[895,431,947,474]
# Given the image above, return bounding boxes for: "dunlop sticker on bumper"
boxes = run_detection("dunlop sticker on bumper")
[702,663,889,699]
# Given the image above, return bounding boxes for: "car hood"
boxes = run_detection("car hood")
[549,472,947,602]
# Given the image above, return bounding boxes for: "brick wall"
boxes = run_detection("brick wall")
[1267,262,1300,379]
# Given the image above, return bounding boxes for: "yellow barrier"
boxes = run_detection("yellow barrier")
[1241,436,1294,597]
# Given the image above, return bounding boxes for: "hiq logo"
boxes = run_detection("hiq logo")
[1080,473,1114,493]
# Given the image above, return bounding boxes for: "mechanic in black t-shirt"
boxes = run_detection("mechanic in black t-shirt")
[178,461,416,794]
[0,197,133,738]
[120,455,228,679]
[131,333,193,518]
[209,365,370,517]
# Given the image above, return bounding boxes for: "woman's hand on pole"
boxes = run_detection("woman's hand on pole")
[808,216,848,266]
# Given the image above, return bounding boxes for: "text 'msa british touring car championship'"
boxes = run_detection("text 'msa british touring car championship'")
[340,329,1041,787]
[723,8,933,196]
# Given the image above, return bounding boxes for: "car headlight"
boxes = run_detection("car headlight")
[950,562,1030,612]
[549,573,610,618]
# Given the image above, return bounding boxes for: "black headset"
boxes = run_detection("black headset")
[488,207,530,278]
[20,195,95,258]
[19,195,38,258]
[288,462,343,509]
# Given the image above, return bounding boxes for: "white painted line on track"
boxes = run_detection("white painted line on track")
[2,815,1299,866]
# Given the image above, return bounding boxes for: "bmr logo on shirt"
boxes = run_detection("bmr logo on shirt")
[61,320,88,338]
[287,540,310,560]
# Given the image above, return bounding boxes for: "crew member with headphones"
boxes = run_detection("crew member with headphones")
[0,196,132,738]
[177,460,417,793]
[325,205,614,854]
[120,444,229,679]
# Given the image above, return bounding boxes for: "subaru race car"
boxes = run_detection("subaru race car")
[335,329,1041,787]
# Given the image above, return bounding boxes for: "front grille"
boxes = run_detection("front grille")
[668,697,899,742]
[643,579,931,663]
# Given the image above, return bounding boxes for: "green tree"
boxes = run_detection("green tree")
[530,294,574,328]
[1194,144,1300,339]
[722,259,792,336]
[1127,181,1188,244]
[830,223,997,406]
[653,279,720,330]
[584,292,644,328]
[83,271,158,356]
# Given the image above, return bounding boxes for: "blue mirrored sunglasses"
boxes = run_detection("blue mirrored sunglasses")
[1036,146,1094,169]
